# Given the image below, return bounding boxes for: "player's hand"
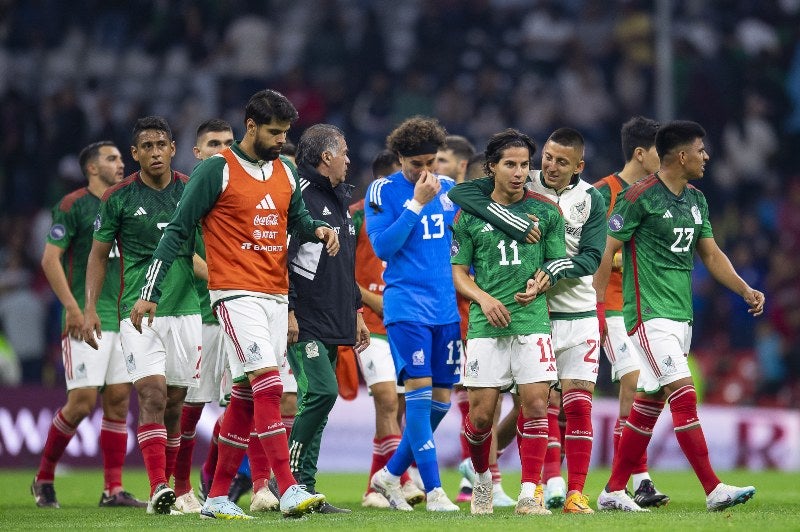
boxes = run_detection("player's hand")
[131,299,157,333]
[743,289,765,317]
[354,313,370,353]
[288,310,299,345]
[81,309,102,350]
[514,278,540,306]
[532,269,552,292]
[597,302,608,344]
[316,226,339,256]
[479,295,511,328]
[65,306,84,341]
[413,171,441,205]
[524,214,541,244]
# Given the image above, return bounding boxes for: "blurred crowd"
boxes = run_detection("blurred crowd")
[0,0,798,406]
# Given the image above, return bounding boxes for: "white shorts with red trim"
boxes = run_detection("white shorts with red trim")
[632,318,693,393]
[551,317,600,383]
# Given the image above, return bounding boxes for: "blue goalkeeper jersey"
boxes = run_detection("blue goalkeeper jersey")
[365,171,459,326]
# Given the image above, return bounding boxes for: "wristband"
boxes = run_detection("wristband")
[406,199,423,214]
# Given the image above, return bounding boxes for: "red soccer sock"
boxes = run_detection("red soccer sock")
[173,403,204,496]
[164,433,181,483]
[201,413,223,482]
[209,387,253,498]
[669,385,720,494]
[100,417,127,494]
[607,398,663,492]
[455,388,471,460]
[137,423,168,495]
[541,406,562,482]
[464,416,492,474]
[612,416,625,458]
[563,390,593,493]
[367,434,402,493]
[248,431,270,492]
[37,409,77,483]
[489,462,501,484]
[518,414,548,485]
[251,371,295,495]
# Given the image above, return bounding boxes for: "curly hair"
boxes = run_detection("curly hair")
[386,116,447,156]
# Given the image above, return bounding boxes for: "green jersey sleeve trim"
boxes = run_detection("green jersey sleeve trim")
[448,177,533,242]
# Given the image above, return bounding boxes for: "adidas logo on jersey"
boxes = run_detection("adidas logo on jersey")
[134,207,147,216]
[546,364,556,372]
[663,210,673,218]
[256,194,276,210]
[418,440,435,452]
[322,206,332,216]
[480,223,494,232]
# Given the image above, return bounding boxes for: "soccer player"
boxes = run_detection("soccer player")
[83,117,202,515]
[596,120,762,512]
[451,129,565,515]
[132,89,335,519]
[172,119,234,514]
[592,116,669,507]
[32,141,146,509]
[435,135,475,184]
[353,150,425,509]
[367,116,461,512]
[284,124,369,514]
[449,128,607,514]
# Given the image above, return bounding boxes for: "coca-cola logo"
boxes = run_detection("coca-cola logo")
[253,214,279,226]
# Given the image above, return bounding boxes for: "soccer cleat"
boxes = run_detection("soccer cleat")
[250,486,280,512]
[198,468,211,503]
[316,501,352,514]
[146,483,176,515]
[228,472,253,504]
[597,488,649,512]
[563,492,594,514]
[279,484,326,517]
[267,475,281,500]
[706,483,756,512]
[174,491,203,513]
[402,481,425,506]
[426,487,460,512]
[362,491,391,508]
[200,495,254,519]
[99,490,147,508]
[370,468,413,511]
[456,486,472,503]
[492,484,516,507]
[31,478,60,508]
[515,496,552,515]
[633,479,670,508]
[543,477,566,509]
[470,477,493,515]
[534,484,545,507]
[458,458,477,485]
[407,466,424,492]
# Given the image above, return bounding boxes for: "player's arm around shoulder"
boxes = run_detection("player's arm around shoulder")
[448,176,535,242]
[696,237,765,316]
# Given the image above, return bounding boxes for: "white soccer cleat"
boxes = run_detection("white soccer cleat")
[145,483,177,515]
[470,478,493,515]
[458,458,477,485]
[174,491,202,513]
[402,481,425,506]
[407,466,425,492]
[279,484,325,517]
[362,491,391,509]
[515,496,552,515]
[250,486,280,512]
[706,483,756,512]
[492,484,516,507]
[597,488,649,512]
[370,468,413,511]
[543,477,566,509]
[426,487,460,512]
[200,495,253,519]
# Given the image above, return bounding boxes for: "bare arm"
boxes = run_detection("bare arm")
[452,263,510,328]
[358,284,383,318]
[41,243,83,340]
[193,253,209,282]
[592,235,623,305]
[697,237,765,316]
[83,239,113,349]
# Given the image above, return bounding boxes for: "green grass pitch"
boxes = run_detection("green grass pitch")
[2,468,798,531]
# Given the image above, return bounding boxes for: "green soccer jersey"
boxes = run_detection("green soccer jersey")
[193,229,217,324]
[606,174,713,331]
[94,171,200,318]
[48,188,121,332]
[451,193,566,339]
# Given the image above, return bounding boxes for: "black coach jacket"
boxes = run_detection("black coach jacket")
[288,162,362,345]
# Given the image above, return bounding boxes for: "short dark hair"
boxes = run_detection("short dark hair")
[296,124,345,168]
[483,129,537,176]
[621,116,659,162]
[547,127,584,151]
[655,120,706,159]
[371,149,400,179]
[466,153,487,181]
[443,135,476,161]
[386,116,447,157]
[196,118,232,141]
[244,89,299,127]
[78,140,116,176]
[132,116,172,146]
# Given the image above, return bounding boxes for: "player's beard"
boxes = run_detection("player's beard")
[253,137,281,161]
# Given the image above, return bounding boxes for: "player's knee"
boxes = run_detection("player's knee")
[469,409,494,430]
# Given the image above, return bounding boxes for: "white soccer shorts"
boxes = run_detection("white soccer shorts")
[551,317,600,383]
[632,318,693,393]
[602,315,641,382]
[64,332,129,390]
[462,334,558,389]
